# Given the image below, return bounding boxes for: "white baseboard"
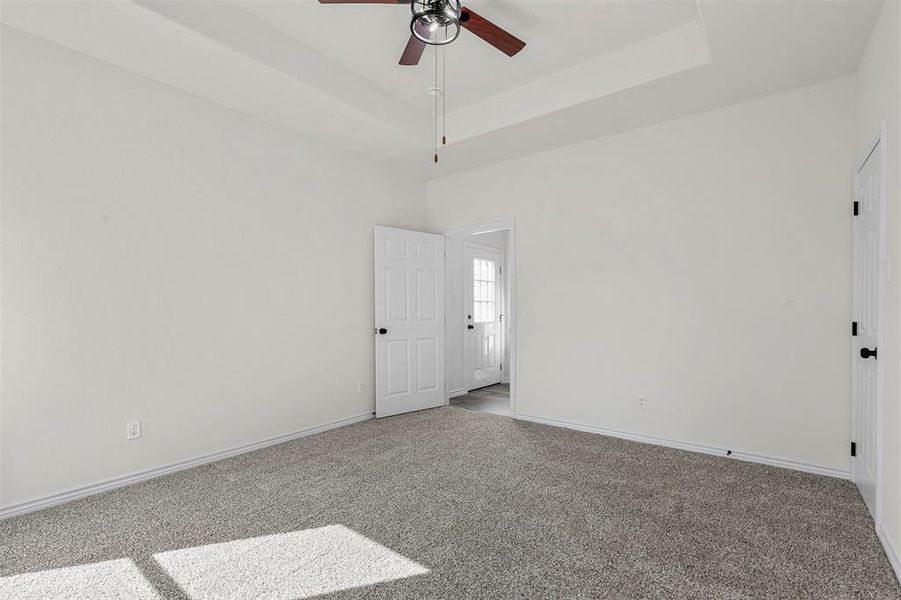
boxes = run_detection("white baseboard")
[0,411,374,520]
[447,388,467,400]
[877,523,901,586]
[513,413,850,480]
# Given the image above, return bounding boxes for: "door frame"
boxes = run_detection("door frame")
[443,219,517,416]
[851,121,887,526]
[463,241,506,392]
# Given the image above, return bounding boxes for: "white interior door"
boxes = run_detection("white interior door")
[852,133,885,518]
[374,226,445,418]
[465,244,503,391]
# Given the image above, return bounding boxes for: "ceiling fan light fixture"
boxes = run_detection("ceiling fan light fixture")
[411,0,461,46]
[318,0,526,164]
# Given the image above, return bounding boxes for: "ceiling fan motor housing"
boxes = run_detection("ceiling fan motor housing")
[411,0,462,45]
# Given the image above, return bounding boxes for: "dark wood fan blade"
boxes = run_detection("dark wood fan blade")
[399,36,426,65]
[460,6,525,57]
[399,20,429,65]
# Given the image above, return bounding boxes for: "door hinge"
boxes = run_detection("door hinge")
[499,266,502,275]
[853,201,859,216]
[500,362,503,371]
[852,321,858,336]
[851,441,857,457]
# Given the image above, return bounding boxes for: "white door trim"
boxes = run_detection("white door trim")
[851,121,887,526]
[464,240,505,255]
[443,219,517,416]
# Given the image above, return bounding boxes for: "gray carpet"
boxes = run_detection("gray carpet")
[1,407,899,599]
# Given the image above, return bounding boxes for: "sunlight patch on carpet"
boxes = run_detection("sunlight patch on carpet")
[152,524,429,599]
[0,558,162,600]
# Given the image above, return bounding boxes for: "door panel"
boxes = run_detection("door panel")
[417,338,438,391]
[465,245,503,390]
[375,227,445,418]
[415,269,438,321]
[852,136,884,517]
[386,268,408,322]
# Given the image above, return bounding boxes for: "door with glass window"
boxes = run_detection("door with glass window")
[464,244,503,391]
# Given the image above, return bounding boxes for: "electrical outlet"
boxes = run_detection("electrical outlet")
[637,395,647,409]
[126,421,141,440]
[357,381,366,393]
[520,287,531,297]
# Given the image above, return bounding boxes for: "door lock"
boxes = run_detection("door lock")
[375,328,388,335]
[467,324,474,330]
[860,347,878,360]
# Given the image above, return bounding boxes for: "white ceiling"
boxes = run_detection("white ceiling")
[235,0,701,110]
[0,0,884,178]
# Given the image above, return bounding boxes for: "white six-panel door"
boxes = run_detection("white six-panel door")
[374,226,445,418]
[465,244,503,391]
[852,132,885,518]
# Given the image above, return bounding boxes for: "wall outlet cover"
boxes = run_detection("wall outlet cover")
[126,421,141,440]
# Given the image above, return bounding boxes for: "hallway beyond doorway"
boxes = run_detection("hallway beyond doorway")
[449,384,510,416]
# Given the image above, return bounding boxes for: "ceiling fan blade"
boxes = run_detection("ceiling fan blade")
[460,6,525,57]
[399,20,429,65]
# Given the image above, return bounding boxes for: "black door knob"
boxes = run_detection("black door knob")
[860,347,878,359]
[378,328,388,335]
[467,324,474,330]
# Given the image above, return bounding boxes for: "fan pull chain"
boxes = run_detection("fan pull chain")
[434,44,440,163]
[442,40,447,146]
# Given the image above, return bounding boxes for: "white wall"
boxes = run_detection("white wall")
[429,76,857,473]
[0,12,883,537]
[856,0,901,577]
[0,28,427,509]
[445,230,509,394]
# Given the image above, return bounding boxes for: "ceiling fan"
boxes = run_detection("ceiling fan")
[318,0,526,66]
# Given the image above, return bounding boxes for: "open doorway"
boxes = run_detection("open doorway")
[443,221,515,417]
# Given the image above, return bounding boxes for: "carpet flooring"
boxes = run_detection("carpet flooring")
[1,407,899,599]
